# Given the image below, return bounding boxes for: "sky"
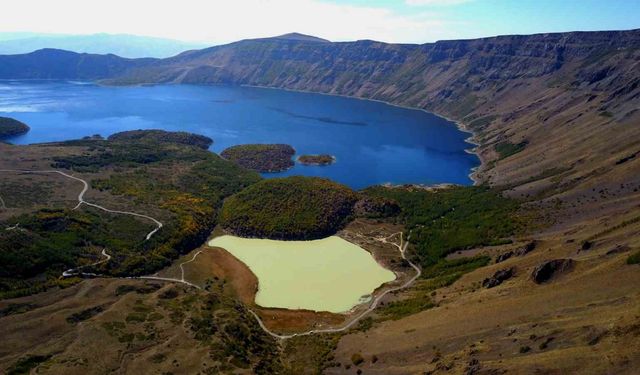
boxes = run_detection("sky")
[0,0,638,45]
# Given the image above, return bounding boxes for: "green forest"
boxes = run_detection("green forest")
[219,176,359,240]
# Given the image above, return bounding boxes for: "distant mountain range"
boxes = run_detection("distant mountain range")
[0,33,205,58]
[0,30,639,197]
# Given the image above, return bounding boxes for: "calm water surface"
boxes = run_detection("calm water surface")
[208,235,396,313]
[0,81,478,189]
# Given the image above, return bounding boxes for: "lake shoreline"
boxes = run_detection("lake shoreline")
[241,83,484,186]
[3,80,480,188]
[208,234,396,313]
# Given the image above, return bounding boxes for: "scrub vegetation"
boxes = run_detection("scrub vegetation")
[362,185,519,268]
[628,251,640,265]
[494,140,528,160]
[107,129,214,149]
[219,176,359,240]
[297,154,335,166]
[221,144,295,172]
[0,131,259,298]
[377,256,490,320]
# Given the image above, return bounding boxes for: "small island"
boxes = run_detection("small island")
[220,144,295,172]
[0,117,30,139]
[107,129,213,149]
[297,154,336,166]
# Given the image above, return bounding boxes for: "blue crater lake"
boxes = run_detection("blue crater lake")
[0,81,478,189]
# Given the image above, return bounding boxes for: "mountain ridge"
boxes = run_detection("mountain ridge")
[0,33,206,58]
[0,30,639,204]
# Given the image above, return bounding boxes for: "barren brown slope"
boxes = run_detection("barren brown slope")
[327,196,640,374]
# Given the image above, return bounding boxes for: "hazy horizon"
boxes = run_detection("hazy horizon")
[1,0,639,46]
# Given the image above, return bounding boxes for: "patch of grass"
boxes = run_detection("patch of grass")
[421,256,491,279]
[589,215,640,242]
[281,335,341,374]
[0,303,38,317]
[519,346,531,353]
[66,305,105,324]
[378,293,435,320]
[351,353,364,366]
[599,111,614,118]
[147,312,164,321]
[378,256,489,320]
[7,354,51,375]
[354,316,374,332]
[467,115,497,130]
[102,321,126,336]
[126,312,148,323]
[363,186,518,268]
[115,283,162,296]
[494,140,528,160]
[149,353,167,363]
[627,251,640,265]
[119,333,135,343]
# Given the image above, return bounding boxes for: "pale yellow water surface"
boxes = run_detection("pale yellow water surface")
[208,235,396,313]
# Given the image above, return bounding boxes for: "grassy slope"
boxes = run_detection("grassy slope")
[0,133,260,298]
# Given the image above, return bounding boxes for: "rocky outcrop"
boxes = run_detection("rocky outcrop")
[532,259,575,284]
[482,267,515,288]
[496,241,537,263]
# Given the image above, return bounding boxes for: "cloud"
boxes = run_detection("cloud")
[0,0,461,45]
[406,0,473,6]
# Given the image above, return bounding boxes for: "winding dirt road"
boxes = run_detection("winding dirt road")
[137,250,203,289]
[0,169,163,239]
[1,168,422,341]
[62,248,112,277]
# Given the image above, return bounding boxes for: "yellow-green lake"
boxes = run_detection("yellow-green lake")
[207,235,396,313]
